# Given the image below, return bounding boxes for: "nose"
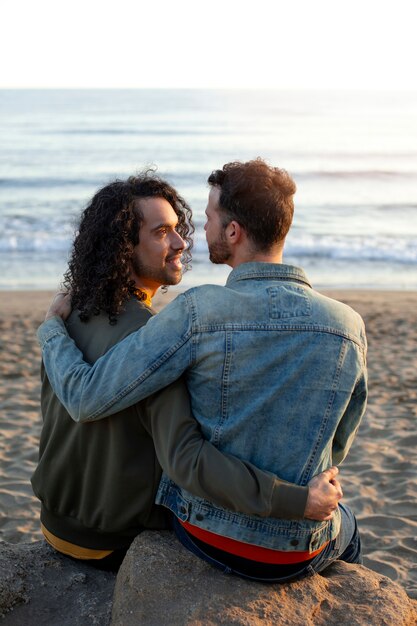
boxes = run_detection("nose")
[171,230,186,251]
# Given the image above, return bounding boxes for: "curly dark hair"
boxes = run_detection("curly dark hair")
[207,158,296,251]
[63,171,194,324]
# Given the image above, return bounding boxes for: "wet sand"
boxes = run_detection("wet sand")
[0,289,416,598]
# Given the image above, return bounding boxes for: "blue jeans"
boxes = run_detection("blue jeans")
[173,503,362,583]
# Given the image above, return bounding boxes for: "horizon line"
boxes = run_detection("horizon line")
[1,86,417,92]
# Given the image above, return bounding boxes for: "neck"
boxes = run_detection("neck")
[131,280,160,306]
[228,247,283,268]
[134,276,162,298]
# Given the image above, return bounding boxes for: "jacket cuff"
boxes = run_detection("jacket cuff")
[270,480,309,520]
[37,316,67,348]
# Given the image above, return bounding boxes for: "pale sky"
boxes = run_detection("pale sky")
[1,0,416,89]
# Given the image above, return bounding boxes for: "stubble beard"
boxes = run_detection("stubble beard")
[131,258,183,287]
[208,232,231,265]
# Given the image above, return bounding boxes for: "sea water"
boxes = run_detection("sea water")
[1,89,416,290]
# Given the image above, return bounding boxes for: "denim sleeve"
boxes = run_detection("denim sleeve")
[143,378,308,519]
[37,294,193,422]
[332,367,368,466]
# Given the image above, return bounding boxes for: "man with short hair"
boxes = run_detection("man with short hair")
[33,171,340,571]
[38,160,366,580]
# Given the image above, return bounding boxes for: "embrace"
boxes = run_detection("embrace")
[33,158,367,580]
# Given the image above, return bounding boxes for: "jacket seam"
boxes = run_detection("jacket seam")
[213,331,232,446]
[39,328,66,346]
[301,339,347,483]
[191,324,364,349]
[227,274,311,287]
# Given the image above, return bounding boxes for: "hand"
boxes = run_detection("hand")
[304,466,343,521]
[45,291,72,322]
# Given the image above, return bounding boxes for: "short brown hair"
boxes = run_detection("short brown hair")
[208,158,296,251]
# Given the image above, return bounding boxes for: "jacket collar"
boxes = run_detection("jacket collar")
[226,262,312,288]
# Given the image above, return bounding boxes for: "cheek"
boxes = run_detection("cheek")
[138,241,164,265]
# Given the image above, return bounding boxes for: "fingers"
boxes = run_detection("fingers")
[323,466,343,497]
[45,291,72,321]
[330,478,343,499]
[52,291,70,302]
[323,466,339,479]
[304,466,344,521]
[49,292,69,308]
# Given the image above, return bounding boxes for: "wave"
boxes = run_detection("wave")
[0,236,71,253]
[2,212,416,263]
[49,128,217,137]
[191,233,417,265]
[2,170,417,192]
[0,215,74,252]
[0,171,206,190]
[0,177,102,189]
[5,236,417,263]
[294,170,417,180]
[285,234,417,264]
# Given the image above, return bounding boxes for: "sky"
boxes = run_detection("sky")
[0,0,416,89]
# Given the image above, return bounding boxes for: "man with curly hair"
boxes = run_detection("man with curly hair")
[32,170,341,571]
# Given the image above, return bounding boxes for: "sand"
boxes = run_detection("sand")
[0,289,416,599]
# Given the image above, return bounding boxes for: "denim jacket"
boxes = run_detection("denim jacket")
[38,263,367,552]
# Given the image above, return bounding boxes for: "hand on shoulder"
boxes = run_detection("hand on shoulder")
[45,291,72,322]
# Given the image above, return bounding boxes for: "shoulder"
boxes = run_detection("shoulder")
[182,284,229,314]
[310,290,366,344]
[182,284,227,305]
[66,298,153,361]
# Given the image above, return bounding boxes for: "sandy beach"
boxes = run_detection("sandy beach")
[0,289,416,599]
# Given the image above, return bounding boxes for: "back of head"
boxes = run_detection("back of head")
[64,171,193,323]
[207,158,296,252]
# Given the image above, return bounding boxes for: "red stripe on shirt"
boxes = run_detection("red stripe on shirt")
[180,520,328,564]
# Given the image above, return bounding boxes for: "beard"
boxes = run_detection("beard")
[208,231,231,265]
[130,258,183,287]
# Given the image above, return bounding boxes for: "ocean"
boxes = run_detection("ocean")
[1,89,416,291]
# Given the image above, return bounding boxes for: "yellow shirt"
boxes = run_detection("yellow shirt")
[41,524,113,560]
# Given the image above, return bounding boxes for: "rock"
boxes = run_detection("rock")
[2,533,417,626]
[111,531,417,626]
[0,540,116,625]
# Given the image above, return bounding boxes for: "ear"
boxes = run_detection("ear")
[225,220,243,245]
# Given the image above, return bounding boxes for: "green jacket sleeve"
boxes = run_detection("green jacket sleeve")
[141,377,308,520]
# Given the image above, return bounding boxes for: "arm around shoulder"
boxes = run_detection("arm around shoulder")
[37,295,193,423]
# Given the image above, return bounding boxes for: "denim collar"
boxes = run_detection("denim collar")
[226,262,312,288]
